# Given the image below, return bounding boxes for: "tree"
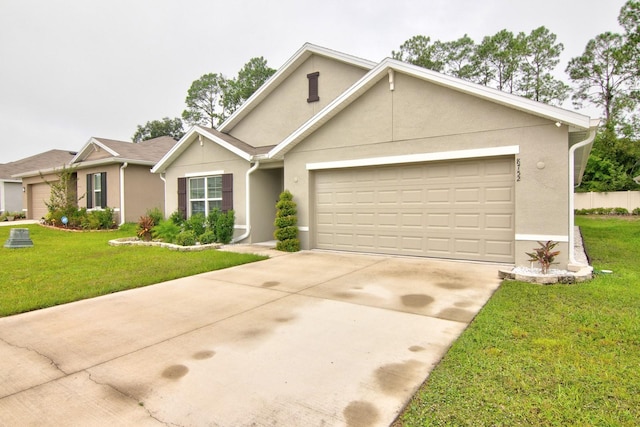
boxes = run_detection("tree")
[221,57,275,121]
[392,35,446,72]
[518,27,570,105]
[132,117,185,142]
[440,35,477,80]
[473,30,523,93]
[182,73,227,128]
[566,32,636,123]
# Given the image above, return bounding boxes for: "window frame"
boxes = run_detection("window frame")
[188,175,223,217]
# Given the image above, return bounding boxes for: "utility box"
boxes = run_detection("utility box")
[4,228,34,248]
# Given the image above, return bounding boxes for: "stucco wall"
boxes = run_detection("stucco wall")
[162,135,251,239]
[122,165,165,222]
[228,54,369,148]
[284,72,572,267]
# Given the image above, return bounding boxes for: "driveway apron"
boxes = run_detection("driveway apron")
[0,250,504,426]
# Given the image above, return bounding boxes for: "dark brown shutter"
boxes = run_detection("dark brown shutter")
[101,172,107,208]
[307,72,319,103]
[221,173,233,213]
[86,174,93,209]
[177,177,187,219]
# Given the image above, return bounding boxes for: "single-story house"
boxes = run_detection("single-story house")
[152,43,598,270]
[16,136,178,224]
[0,150,77,215]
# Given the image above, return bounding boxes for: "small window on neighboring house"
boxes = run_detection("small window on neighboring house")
[307,71,319,103]
[180,174,232,218]
[86,172,107,209]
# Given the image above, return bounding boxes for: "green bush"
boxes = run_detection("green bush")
[633,207,640,215]
[575,207,630,216]
[274,215,297,228]
[152,220,181,243]
[169,209,184,226]
[274,190,299,252]
[198,230,216,245]
[276,238,300,252]
[146,207,164,226]
[184,213,206,237]
[175,230,197,246]
[274,225,298,241]
[215,210,235,244]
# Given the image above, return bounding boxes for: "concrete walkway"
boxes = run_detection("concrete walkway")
[0,249,505,426]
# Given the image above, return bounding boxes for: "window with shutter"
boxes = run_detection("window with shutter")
[307,71,319,103]
[86,172,107,209]
[177,177,187,219]
[183,174,232,217]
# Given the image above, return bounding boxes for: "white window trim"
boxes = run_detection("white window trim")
[185,170,224,178]
[188,175,223,217]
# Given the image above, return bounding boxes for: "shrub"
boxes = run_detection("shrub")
[207,208,221,241]
[184,213,206,237]
[276,238,300,252]
[274,190,299,252]
[526,241,560,274]
[152,220,181,243]
[215,210,235,244]
[198,230,216,245]
[633,207,640,215]
[175,230,197,246]
[92,207,115,229]
[137,215,155,241]
[612,207,629,215]
[146,207,164,226]
[169,209,185,226]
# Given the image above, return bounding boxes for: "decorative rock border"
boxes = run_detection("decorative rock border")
[498,266,593,284]
[109,237,221,252]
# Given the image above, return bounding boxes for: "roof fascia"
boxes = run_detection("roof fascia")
[269,58,594,159]
[151,126,251,174]
[71,137,120,163]
[217,43,377,133]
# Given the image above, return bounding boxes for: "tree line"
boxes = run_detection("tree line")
[135,1,639,191]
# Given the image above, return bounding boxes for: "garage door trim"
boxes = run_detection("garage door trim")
[306,145,520,170]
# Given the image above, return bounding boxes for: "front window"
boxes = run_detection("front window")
[189,176,222,216]
[93,173,102,208]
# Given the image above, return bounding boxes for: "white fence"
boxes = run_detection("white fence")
[574,191,640,211]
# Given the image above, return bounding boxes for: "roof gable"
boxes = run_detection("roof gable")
[269,58,596,159]
[218,43,377,134]
[151,126,274,173]
[72,136,178,166]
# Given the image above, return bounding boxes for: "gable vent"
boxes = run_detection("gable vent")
[307,71,320,103]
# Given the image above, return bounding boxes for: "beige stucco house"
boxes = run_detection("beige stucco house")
[17,136,177,224]
[152,43,598,270]
[1,150,77,216]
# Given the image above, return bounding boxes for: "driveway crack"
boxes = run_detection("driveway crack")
[0,335,67,375]
[85,372,181,427]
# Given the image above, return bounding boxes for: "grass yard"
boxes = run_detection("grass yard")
[395,216,640,426]
[0,224,266,317]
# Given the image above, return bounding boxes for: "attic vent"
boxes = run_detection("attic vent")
[307,72,319,103]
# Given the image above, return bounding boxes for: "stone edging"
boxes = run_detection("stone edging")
[108,237,221,252]
[498,267,593,284]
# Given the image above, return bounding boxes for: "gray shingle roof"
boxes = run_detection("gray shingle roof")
[0,149,76,180]
[88,135,178,163]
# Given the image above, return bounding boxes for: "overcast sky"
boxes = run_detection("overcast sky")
[0,0,627,163]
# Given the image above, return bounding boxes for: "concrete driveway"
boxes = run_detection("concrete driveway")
[0,249,504,426]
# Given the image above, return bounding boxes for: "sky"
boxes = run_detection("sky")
[0,0,628,163]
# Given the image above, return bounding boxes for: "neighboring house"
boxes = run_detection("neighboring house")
[16,136,178,224]
[152,43,598,270]
[0,150,77,215]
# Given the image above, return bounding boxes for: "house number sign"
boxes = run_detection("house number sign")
[516,158,521,182]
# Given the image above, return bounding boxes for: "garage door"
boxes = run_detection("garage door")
[30,182,52,220]
[314,157,515,263]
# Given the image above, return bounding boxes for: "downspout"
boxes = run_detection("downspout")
[159,172,167,220]
[232,161,260,243]
[568,128,596,268]
[119,162,128,225]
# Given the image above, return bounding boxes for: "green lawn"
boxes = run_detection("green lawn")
[396,216,640,426]
[0,224,266,317]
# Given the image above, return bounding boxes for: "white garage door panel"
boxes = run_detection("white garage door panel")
[314,157,515,262]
